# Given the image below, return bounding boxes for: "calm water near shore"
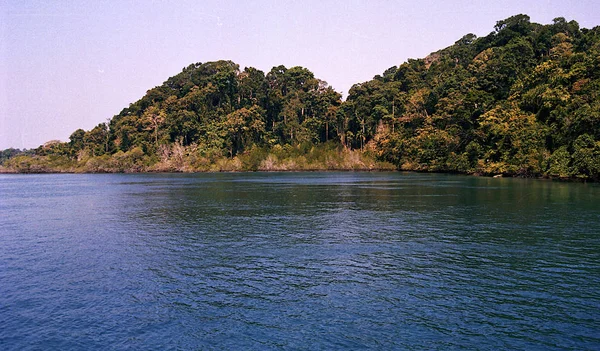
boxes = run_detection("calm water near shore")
[1,172,599,350]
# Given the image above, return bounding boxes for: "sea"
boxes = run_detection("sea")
[1,172,599,350]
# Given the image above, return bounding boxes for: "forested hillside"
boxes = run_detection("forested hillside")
[3,15,599,179]
[348,15,600,179]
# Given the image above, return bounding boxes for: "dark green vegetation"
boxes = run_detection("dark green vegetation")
[2,15,599,179]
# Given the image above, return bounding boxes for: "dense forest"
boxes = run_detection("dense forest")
[2,15,599,179]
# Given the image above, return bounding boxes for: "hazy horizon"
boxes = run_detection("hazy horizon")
[1,0,599,149]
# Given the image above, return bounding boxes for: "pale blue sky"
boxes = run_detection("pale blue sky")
[1,0,599,149]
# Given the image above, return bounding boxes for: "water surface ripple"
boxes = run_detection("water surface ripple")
[1,173,599,350]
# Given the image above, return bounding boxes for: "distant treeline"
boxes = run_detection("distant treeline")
[2,15,599,179]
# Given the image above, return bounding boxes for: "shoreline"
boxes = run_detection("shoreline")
[0,166,591,183]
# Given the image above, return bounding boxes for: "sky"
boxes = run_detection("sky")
[1,0,599,149]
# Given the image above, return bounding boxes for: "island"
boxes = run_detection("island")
[2,15,599,180]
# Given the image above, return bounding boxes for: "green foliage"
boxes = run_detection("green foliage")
[0,148,31,164]
[548,146,572,178]
[4,154,76,173]
[239,146,269,171]
[571,134,600,179]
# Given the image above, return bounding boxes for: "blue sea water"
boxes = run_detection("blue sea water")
[1,172,599,350]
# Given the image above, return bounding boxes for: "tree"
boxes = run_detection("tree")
[222,106,265,157]
[571,134,600,178]
[84,123,110,156]
[69,129,86,155]
[143,106,166,146]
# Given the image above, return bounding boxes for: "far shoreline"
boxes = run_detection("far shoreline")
[0,166,592,183]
